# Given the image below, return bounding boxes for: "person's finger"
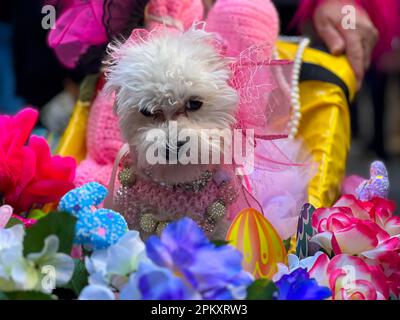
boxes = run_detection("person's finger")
[362,25,379,70]
[315,20,346,55]
[342,30,364,88]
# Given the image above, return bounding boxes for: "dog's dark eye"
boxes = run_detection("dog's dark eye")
[186,99,203,111]
[140,108,153,117]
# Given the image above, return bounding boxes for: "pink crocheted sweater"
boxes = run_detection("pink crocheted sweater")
[113,164,242,238]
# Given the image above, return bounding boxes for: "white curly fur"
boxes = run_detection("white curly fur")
[105,27,238,183]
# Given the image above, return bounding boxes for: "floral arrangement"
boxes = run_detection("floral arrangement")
[0,109,399,300]
[309,195,400,299]
[0,210,330,300]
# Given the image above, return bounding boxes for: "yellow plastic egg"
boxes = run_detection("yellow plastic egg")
[226,208,288,279]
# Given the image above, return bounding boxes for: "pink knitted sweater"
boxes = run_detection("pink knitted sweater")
[206,0,279,58]
[113,165,242,238]
[74,89,122,187]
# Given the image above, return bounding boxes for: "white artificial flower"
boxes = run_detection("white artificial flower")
[79,284,116,300]
[85,250,109,286]
[0,245,37,291]
[80,231,148,300]
[106,231,148,276]
[0,225,25,251]
[0,227,74,293]
[0,225,37,291]
[272,251,325,282]
[27,235,75,288]
[85,231,148,289]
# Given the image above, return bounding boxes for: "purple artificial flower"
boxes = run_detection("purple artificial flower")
[274,268,332,300]
[145,218,253,300]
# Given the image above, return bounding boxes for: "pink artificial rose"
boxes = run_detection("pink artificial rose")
[311,195,400,259]
[309,253,390,300]
[311,195,400,297]
[360,197,400,236]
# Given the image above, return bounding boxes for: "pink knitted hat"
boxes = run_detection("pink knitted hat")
[206,0,279,58]
[145,0,204,31]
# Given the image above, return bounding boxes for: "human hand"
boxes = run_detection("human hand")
[313,0,378,88]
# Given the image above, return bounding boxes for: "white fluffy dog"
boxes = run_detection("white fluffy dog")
[105,27,238,184]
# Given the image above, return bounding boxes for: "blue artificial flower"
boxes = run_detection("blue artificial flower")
[145,217,253,300]
[120,262,199,300]
[274,268,331,300]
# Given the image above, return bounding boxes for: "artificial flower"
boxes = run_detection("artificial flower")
[364,197,399,236]
[0,205,13,228]
[272,251,325,282]
[311,195,400,261]
[27,235,75,290]
[120,262,199,300]
[274,268,331,300]
[0,225,74,292]
[0,108,77,214]
[80,218,253,300]
[0,108,37,196]
[79,230,149,298]
[146,217,253,300]
[79,284,116,300]
[0,225,33,292]
[309,253,390,300]
[8,136,76,213]
[0,224,24,252]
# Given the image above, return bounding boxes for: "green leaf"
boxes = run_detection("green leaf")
[246,279,277,300]
[1,291,56,300]
[5,217,24,228]
[63,259,89,296]
[23,211,77,255]
[211,240,230,247]
[27,209,47,220]
[283,238,292,253]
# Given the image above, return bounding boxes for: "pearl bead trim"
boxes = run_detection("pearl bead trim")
[275,36,310,139]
